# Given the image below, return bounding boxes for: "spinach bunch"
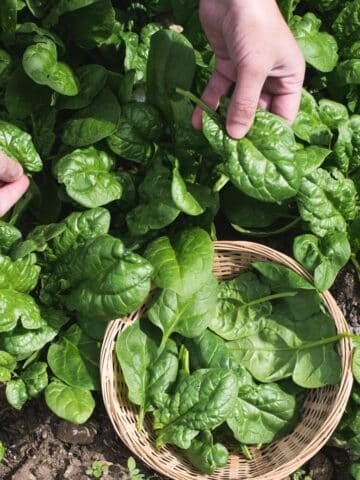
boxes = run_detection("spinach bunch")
[116,235,348,474]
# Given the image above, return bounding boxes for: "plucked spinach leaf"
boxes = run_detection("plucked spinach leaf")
[144,228,214,297]
[116,319,178,426]
[186,329,233,370]
[148,276,218,350]
[183,431,228,475]
[153,368,238,449]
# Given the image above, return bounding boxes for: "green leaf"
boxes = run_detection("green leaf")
[293,90,333,146]
[116,319,178,423]
[186,329,233,369]
[5,379,28,410]
[0,350,17,382]
[228,297,341,388]
[221,186,290,229]
[107,102,162,164]
[154,368,238,449]
[294,146,331,176]
[144,228,214,296]
[203,110,300,203]
[0,441,4,463]
[48,324,100,390]
[148,276,218,348]
[126,157,180,236]
[58,64,108,110]
[0,221,21,254]
[21,361,48,397]
[58,235,153,319]
[62,0,115,49]
[0,289,44,333]
[45,379,95,424]
[47,207,111,260]
[0,254,40,293]
[61,87,121,147]
[0,324,58,359]
[293,232,351,291]
[209,271,272,340]
[227,382,297,444]
[291,13,338,72]
[10,223,66,260]
[55,147,122,208]
[146,29,196,121]
[351,462,360,480]
[0,0,17,33]
[0,120,42,172]
[318,99,349,129]
[23,39,79,96]
[171,165,204,216]
[251,262,314,291]
[44,0,101,26]
[297,168,357,237]
[353,348,360,384]
[183,431,228,475]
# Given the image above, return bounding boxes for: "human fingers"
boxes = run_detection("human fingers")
[0,175,30,217]
[192,70,232,129]
[0,151,23,182]
[226,65,267,139]
[258,91,272,110]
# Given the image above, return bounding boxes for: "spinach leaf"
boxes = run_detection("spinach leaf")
[227,382,297,444]
[0,351,17,382]
[0,253,40,293]
[251,261,314,291]
[0,0,17,33]
[291,13,338,72]
[209,271,273,341]
[54,147,122,208]
[297,168,357,237]
[0,120,42,172]
[107,102,163,164]
[23,38,79,96]
[47,324,100,391]
[203,110,301,203]
[45,379,95,424]
[228,297,341,388]
[61,87,121,147]
[21,361,48,398]
[58,235,153,320]
[116,319,178,427]
[171,164,205,216]
[0,289,44,333]
[148,276,218,350]
[183,431,228,475]
[154,368,238,449]
[293,232,351,291]
[5,379,27,410]
[146,29,196,121]
[144,227,214,297]
[186,329,233,369]
[0,222,21,254]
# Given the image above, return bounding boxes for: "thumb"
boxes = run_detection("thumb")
[0,151,23,183]
[226,65,267,139]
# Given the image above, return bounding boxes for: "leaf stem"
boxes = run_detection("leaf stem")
[137,406,145,431]
[231,217,301,238]
[175,88,220,121]
[246,291,298,307]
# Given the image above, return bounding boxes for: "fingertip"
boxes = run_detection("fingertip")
[226,122,249,139]
[192,106,203,130]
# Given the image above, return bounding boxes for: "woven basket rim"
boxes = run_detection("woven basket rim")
[100,241,353,480]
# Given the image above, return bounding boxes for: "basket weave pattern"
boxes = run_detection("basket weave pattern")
[100,241,353,480]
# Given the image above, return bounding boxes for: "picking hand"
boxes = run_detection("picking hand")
[0,152,30,217]
[193,0,305,139]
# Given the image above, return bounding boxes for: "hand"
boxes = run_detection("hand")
[0,152,30,217]
[192,0,305,139]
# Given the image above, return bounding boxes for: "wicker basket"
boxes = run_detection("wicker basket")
[100,241,353,480]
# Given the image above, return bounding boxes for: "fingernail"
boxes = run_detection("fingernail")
[226,124,248,139]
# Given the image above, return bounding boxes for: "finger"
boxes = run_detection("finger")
[226,65,267,139]
[258,91,272,110]
[0,151,23,182]
[270,90,303,125]
[0,175,29,217]
[192,70,232,129]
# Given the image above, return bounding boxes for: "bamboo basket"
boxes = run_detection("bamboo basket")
[100,241,353,480]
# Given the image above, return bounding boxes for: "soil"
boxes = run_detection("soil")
[0,246,359,480]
